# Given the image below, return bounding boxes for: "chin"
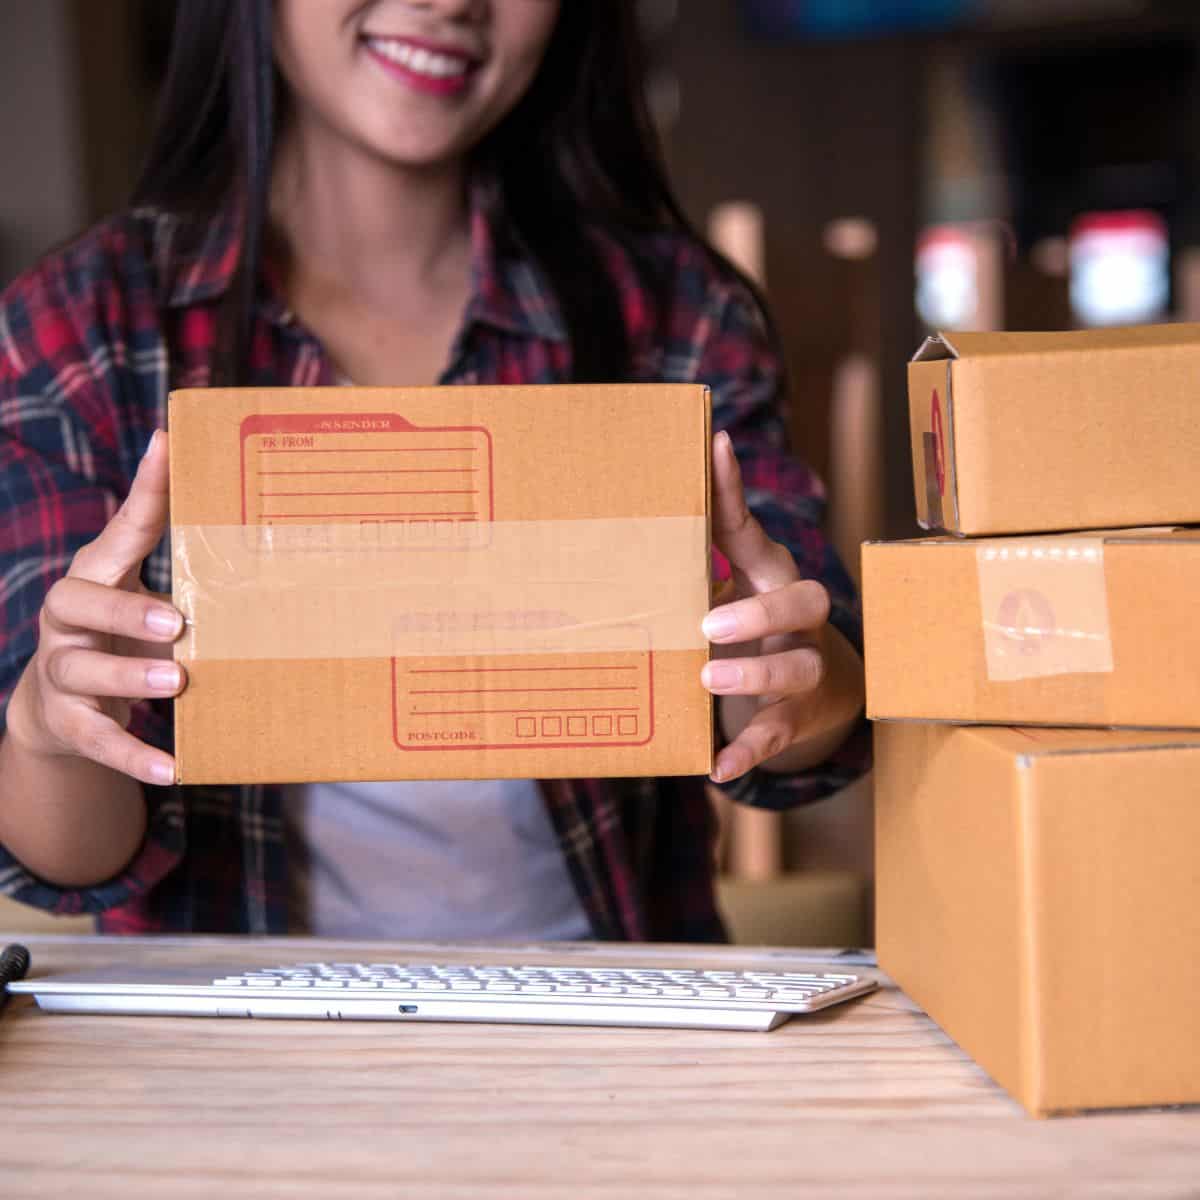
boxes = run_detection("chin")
[358,121,477,172]
[371,143,470,171]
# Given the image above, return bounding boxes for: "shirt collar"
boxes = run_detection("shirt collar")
[463,197,567,343]
[156,202,243,309]
[157,188,568,345]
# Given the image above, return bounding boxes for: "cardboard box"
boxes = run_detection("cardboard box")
[909,324,1200,535]
[863,527,1200,728]
[875,721,1200,1116]
[168,385,712,783]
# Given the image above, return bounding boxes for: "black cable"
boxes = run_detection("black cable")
[0,944,30,1012]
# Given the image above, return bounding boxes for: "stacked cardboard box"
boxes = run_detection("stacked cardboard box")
[864,327,1200,1117]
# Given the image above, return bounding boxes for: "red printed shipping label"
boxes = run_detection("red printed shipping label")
[239,413,494,526]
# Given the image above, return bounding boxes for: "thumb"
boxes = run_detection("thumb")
[69,430,170,588]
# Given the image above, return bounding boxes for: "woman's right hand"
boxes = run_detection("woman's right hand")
[5,430,185,786]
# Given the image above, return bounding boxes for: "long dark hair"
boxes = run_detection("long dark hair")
[134,0,770,386]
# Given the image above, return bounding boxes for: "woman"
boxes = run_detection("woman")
[0,0,866,939]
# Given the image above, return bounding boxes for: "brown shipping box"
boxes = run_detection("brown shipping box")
[168,385,713,784]
[909,324,1200,536]
[875,721,1200,1117]
[863,527,1200,728]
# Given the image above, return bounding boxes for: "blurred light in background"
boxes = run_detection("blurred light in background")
[1069,210,1169,327]
[916,226,979,329]
[709,201,767,287]
[824,217,879,262]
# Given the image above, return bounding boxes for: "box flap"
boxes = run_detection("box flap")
[911,333,957,363]
[913,323,1200,362]
[869,526,1200,550]
[975,726,1200,761]
[1101,526,1200,545]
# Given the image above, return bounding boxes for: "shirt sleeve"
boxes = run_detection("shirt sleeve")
[683,263,871,811]
[0,269,185,916]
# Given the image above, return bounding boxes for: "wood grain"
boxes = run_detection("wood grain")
[0,936,1196,1198]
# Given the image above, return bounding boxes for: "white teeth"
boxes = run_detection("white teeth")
[367,38,470,79]
[368,39,411,65]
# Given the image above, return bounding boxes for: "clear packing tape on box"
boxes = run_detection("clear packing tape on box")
[975,534,1113,681]
[172,518,710,661]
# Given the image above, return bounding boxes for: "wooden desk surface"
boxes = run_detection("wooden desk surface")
[2,936,1197,1199]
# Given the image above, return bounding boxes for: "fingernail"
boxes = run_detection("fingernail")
[702,611,739,641]
[143,430,160,458]
[145,606,182,636]
[147,664,181,691]
[702,662,743,691]
[716,430,732,456]
[149,760,175,786]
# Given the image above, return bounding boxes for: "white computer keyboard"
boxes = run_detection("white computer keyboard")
[14,957,878,1032]
[209,961,876,1024]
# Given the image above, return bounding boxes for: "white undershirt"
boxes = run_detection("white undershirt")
[283,779,594,941]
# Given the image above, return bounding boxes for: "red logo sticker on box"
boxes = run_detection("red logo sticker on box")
[930,389,946,498]
[994,588,1057,658]
[977,539,1114,681]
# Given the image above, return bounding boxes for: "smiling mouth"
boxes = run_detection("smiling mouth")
[362,36,480,82]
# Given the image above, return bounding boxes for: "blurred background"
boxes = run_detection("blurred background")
[5,0,1199,943]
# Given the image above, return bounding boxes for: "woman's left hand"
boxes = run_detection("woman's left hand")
[702,431,865,784]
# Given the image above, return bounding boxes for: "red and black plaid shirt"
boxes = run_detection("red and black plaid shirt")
[0,199,867,939]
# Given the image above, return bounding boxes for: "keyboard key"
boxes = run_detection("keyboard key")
[747,974,836,984]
